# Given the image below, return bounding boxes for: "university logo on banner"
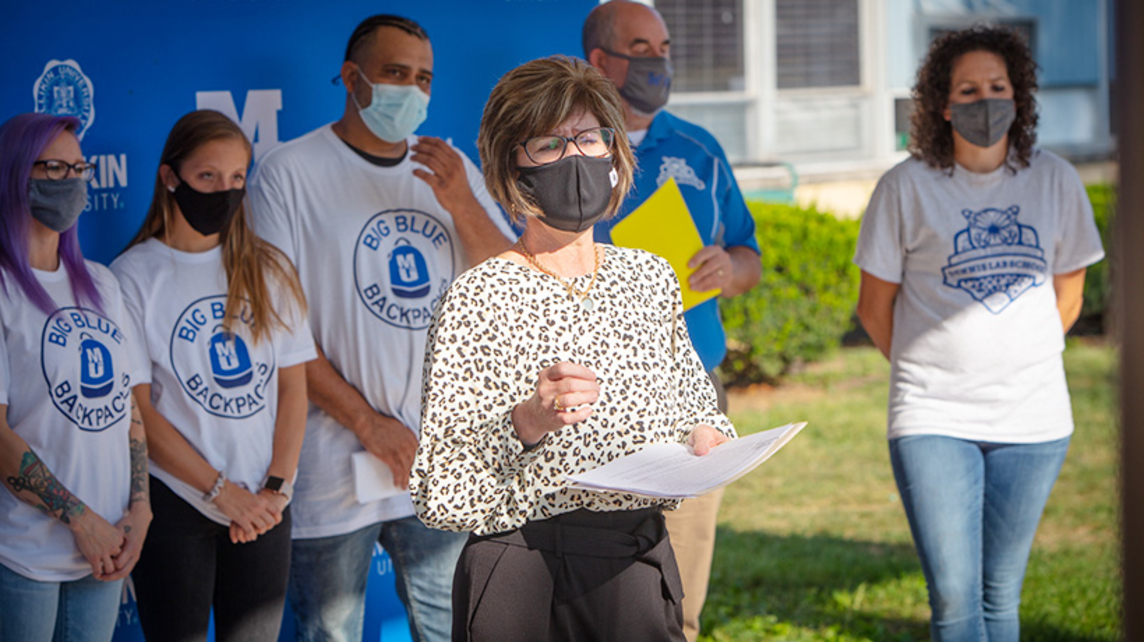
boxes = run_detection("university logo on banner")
[41,307,131,432]
[171,295,273,419]
[354,209,455,330]
[942,205,1047,314]
[33,59,95,140]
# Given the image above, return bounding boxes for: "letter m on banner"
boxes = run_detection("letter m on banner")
[195,90,282,161]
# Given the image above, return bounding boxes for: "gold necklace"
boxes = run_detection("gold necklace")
[517,240,603,311]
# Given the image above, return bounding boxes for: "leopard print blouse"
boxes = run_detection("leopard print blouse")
[411,245,736,536]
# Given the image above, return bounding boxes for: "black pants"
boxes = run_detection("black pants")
[453,507,685,642]
[132,476,291,642]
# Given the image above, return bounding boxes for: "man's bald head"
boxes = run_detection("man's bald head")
[582,1,667,58]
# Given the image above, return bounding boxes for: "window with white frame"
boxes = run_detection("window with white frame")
[776,0,861,89]
[656,0,746,93]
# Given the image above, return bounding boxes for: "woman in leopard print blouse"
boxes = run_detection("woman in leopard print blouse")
[410,56,736,642]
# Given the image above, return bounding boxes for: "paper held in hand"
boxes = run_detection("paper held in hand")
[351,451,408,504]
[566,422,807,499]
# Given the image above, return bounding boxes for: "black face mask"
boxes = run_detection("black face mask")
[517,156,617,234]
[172,176,245,236]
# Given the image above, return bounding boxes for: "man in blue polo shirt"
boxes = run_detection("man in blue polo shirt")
[584,2,762,640]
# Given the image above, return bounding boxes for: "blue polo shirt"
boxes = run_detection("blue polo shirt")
[595,111,759,371]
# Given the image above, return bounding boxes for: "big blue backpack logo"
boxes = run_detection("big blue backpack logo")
[171,295,273,419]
[79,332,114,398]
[208,329,254,388]
[389,238,431,298]
[33,59,95,140]
[41,308,131,432]
[354,209,454,330]
[942,205,1047,313]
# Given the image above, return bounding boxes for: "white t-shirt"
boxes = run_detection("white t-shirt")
[854,150,1105,443]
[248,125,514,538]
[110,239,316,525]
[0,262,138,581]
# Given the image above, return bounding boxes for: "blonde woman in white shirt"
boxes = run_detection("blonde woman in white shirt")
[111,110,315,642]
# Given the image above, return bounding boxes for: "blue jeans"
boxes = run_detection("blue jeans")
[0,563,123,642]
[289,516,466,642]
[889,435,1070,642]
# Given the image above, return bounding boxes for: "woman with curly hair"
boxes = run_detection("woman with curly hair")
[853,25,1104,641]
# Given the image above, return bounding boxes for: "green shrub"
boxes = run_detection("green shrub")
[720,202,861,385]
[1079,183,1114,333]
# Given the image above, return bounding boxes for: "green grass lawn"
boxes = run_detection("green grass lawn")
[702,342,1121,641]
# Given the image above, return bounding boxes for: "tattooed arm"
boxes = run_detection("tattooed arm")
[104,397,152,581]
[0,405,125,580]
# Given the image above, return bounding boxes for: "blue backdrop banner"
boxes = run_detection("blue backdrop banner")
[2,0,594,264]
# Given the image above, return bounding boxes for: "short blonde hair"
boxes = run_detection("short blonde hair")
[478,56,634,223]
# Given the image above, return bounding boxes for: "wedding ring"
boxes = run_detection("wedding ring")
[553,396,564,412]
[717,269,725,276]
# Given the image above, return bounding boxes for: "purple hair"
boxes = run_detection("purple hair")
[0,113,103,315]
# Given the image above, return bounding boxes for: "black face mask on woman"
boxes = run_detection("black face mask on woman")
[517,155,617,234]
[171,176,245,236]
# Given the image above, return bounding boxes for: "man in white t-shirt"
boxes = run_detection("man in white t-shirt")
[248,14,513,642]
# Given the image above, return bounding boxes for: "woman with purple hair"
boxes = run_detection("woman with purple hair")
[0,113,151,642]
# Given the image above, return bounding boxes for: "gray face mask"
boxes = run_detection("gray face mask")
[949,98,1016,148]
[28,178,88,232]
[603,49,673,115]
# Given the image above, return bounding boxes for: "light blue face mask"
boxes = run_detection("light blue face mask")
[352,67,430,143]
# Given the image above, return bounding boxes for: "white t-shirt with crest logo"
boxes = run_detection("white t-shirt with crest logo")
[111,238,316,525]
[853,150,1105,443]
[0,262,138,581]
[248,125,515,539]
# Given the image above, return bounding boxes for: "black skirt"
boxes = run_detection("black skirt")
[453,507,686,642]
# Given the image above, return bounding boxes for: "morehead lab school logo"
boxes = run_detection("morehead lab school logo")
[170,296,274,419]
[354,209,454,331]
[41,307,131,432]
[942,205,1047,314]
[34,59,95,140]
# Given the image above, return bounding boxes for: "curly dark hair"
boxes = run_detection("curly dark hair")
[909,25,1038,170]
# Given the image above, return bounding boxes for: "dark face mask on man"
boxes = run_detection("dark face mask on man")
[949,98,1016,149]
[603,49,673,115]
[171,175,245,236]
[517,155,618,234]
[28,178,88,233]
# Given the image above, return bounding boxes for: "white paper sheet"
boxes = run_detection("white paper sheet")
[351,451,408,504]
[566,422,806,499]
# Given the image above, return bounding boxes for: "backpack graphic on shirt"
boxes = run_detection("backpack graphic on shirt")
[208,329,254,389]
[42,307,131,432]
[171,295,273,419]
[941,205,1047,313]
[79,332,114,398]
[354,208,455,330]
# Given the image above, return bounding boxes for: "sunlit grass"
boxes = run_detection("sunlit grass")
[701,342,1120,641]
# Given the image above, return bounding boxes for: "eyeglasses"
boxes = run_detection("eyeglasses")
[33,160,97,182]
[519,127,615,165]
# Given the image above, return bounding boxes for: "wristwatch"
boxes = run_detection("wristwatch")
[263,475,293,504]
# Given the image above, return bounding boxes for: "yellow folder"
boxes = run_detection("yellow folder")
[610,178,719,310]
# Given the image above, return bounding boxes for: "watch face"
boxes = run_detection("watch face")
[265,476,285,492]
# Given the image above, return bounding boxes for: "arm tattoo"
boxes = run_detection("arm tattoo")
[129,436,149,506]
[6,451,86,524]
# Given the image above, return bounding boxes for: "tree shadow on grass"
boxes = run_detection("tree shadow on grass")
[700,527,1114,641]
